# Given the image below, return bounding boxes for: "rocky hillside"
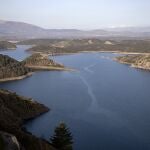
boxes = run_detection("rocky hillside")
[0,89,55,150]
[0,53,67,82]
[23,39,150,54]
[116,54,150,70]
[22,53,64,70]
[0,41,16,50]
[25,39,116,54]
[0,54,31,82]
[0,131,21,150]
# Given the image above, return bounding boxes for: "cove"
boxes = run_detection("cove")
[1,46,150,150]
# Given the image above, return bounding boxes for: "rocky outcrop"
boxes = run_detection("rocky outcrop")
[0,54,32,82]
[0,41,16,50]
[22,53,65,70]
[115,54,150,70]
[0,131,20,150]
[0,89,55,150]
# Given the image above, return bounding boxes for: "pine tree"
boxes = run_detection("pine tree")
[50,123,73,150]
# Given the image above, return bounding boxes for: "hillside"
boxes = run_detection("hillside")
[0,53,69,82]
[23,39,150,54]
[0,20,46,40]
[0,20,107,39]
[0,89,55,150]
[0,54,31,82]
[115,54,150,70]
[22,53,65,70]
[0,41,16,50]
[24,39,115,54]
[1,20,150,40]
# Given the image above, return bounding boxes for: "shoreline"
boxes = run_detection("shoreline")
[0,89,53,149]
[0,72,33,82]
[114,58,150,71]
[25,65,77,72]
[131,64,150,71]
[0,48,16,51]
[30,50,150,56]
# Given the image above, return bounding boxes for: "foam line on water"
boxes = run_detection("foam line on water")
[79,75,99,112]
[100,56,111,60]
[77,74,125,120]
[83,63,97,74]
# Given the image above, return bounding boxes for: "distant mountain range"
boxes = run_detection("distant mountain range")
[0,20,150,40]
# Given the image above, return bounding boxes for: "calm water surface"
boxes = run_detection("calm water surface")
[0,46,150,150]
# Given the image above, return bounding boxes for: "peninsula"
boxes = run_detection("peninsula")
[0,53,71,82]
[0,89,55,150]
[22,53,70,71]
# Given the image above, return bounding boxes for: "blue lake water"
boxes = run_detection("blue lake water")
[0,45,31,60]
[0,46,150,150]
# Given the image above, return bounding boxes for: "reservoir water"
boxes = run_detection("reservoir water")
[1,46,150,150]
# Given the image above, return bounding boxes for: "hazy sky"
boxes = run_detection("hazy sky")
[0,0,150,29]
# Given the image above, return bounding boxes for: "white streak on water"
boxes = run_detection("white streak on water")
[83,63,97,74]
[100,56,111,60]
[79,75,99,113]
[77,73,123,119]
[78,74,137,134]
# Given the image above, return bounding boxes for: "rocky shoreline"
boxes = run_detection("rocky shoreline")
[25,65,75,71]
[0,72,33,82]
[115,54,150,71]
[0,53,73,83]
[0,89,55,150]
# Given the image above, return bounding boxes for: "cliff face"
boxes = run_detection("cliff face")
[0,54,31,81]
[116,54,150,70]
[0,89,55,150]
[22,53,64,70]
[0,41,16,50]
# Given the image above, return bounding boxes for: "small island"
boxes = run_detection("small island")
[0,41,16,50]
[115,54,150,70]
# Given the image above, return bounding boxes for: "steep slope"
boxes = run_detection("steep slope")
[0,89,55,150]
[0,54,32,82]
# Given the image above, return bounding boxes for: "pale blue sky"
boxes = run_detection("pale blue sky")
[0,0,150,29]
